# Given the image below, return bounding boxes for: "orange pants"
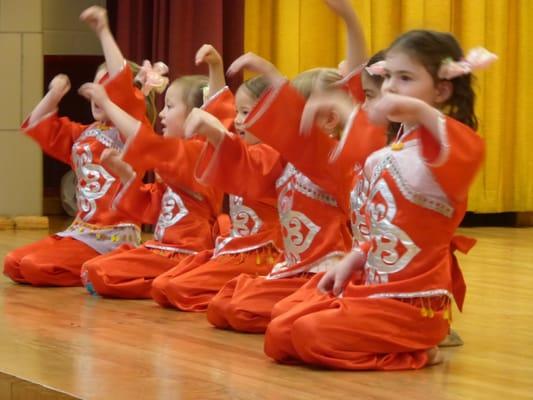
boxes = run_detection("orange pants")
[151,246,277,312]
[3,236,99,286]
[264,278,450,370]
[82,245,189,299]
[206,273,313,333]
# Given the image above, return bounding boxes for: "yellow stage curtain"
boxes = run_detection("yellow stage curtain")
[244,0,533,212]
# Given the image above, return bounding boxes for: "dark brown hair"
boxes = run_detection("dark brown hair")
[387,30,477,130]
[363,50,386,88]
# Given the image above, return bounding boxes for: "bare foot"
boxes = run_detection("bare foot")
[426,347,444,366]
[439,329,464,347]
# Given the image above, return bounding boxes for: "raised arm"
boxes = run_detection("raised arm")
[79,82,141,140]
[28,74,71,127]
[80,6,124,78]
[324,0,367,72]
[196,44,226,98]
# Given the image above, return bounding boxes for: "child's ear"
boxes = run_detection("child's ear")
[435,80,453,105]
[324,109,341,134]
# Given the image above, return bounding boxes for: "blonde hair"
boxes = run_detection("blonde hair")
[241,75,269,100]
[291,68,343,99]
[169,75,209,114]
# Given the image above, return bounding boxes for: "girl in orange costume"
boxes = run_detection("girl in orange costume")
[3,6,153,286]
[264,30,494,370]
[79,69,232,298]
[148,45,284,311]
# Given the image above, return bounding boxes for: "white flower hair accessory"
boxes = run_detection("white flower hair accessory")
[438,47,498,80]
[365,60,387,77]
[135,60,169,96]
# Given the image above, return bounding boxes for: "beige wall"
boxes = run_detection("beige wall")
[43,0,105,55]
[0,0,44,216]
[0,0,106,216]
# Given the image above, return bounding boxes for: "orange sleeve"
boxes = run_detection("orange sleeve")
[21,112,87,167]
[333,108,387,170]
[196,133,282,200]
[243,82,356,196]
[121,123,215,198]
[420,116,485,200]
[113,175,165,225]
[101,64,147,122]
[202,87,236,131]
[341,66,365,104]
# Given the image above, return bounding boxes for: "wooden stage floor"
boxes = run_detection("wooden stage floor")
[0,226,532,400]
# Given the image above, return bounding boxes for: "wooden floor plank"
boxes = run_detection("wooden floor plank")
[0,227,532,400]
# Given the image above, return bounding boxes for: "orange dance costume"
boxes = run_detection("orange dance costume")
[202,80,367,333]
[247,72,387,319]
[149,88,285,311]
[4,66,145,286]
[82,89,234,299]
[265,114,485,371]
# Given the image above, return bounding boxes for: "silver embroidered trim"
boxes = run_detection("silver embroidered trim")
[350,171,370,243]
[213,240,277,258]
[370,153,454,218]
[143,243,198,254]
[72,143,116,222]
[154,188,189,241]
[213,195,264,256]
[364,177,421,282]
[276,164,337,207]
[367,289,452,299]
[79,126,124,151]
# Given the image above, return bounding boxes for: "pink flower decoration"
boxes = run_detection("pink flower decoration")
[135,60,169,96]
[365,60,387,77]
[438,47,497,80]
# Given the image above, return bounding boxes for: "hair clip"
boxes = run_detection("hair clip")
[135,60,169,96]
[438,47,498,80]
[365,60,387,77]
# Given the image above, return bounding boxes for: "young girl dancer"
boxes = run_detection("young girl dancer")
[264,30,494,370]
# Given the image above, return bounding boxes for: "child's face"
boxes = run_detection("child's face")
[235,85,260,145]
[159,83,188,137]
[381,50,441,106]
[361,73,382,111]
[91,68,108,122]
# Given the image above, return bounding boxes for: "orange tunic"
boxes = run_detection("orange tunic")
[201,87,355,331]
[265,115,485,370]
[3,65,145,286]
[242,80,386,318]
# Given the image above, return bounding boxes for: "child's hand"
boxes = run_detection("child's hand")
[195,44,223,67]
[367,93,425,126]
[227,52,285,87]
[317,249,366,296]
[101,148,134,183]
[184,108,227,146]
[300,91,354,135]
[78,82,110,108]
[324,0,355,20]
[48,74,71,100]
[80,6,109,34]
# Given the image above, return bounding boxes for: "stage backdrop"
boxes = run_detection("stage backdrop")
[244,0,533,213]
